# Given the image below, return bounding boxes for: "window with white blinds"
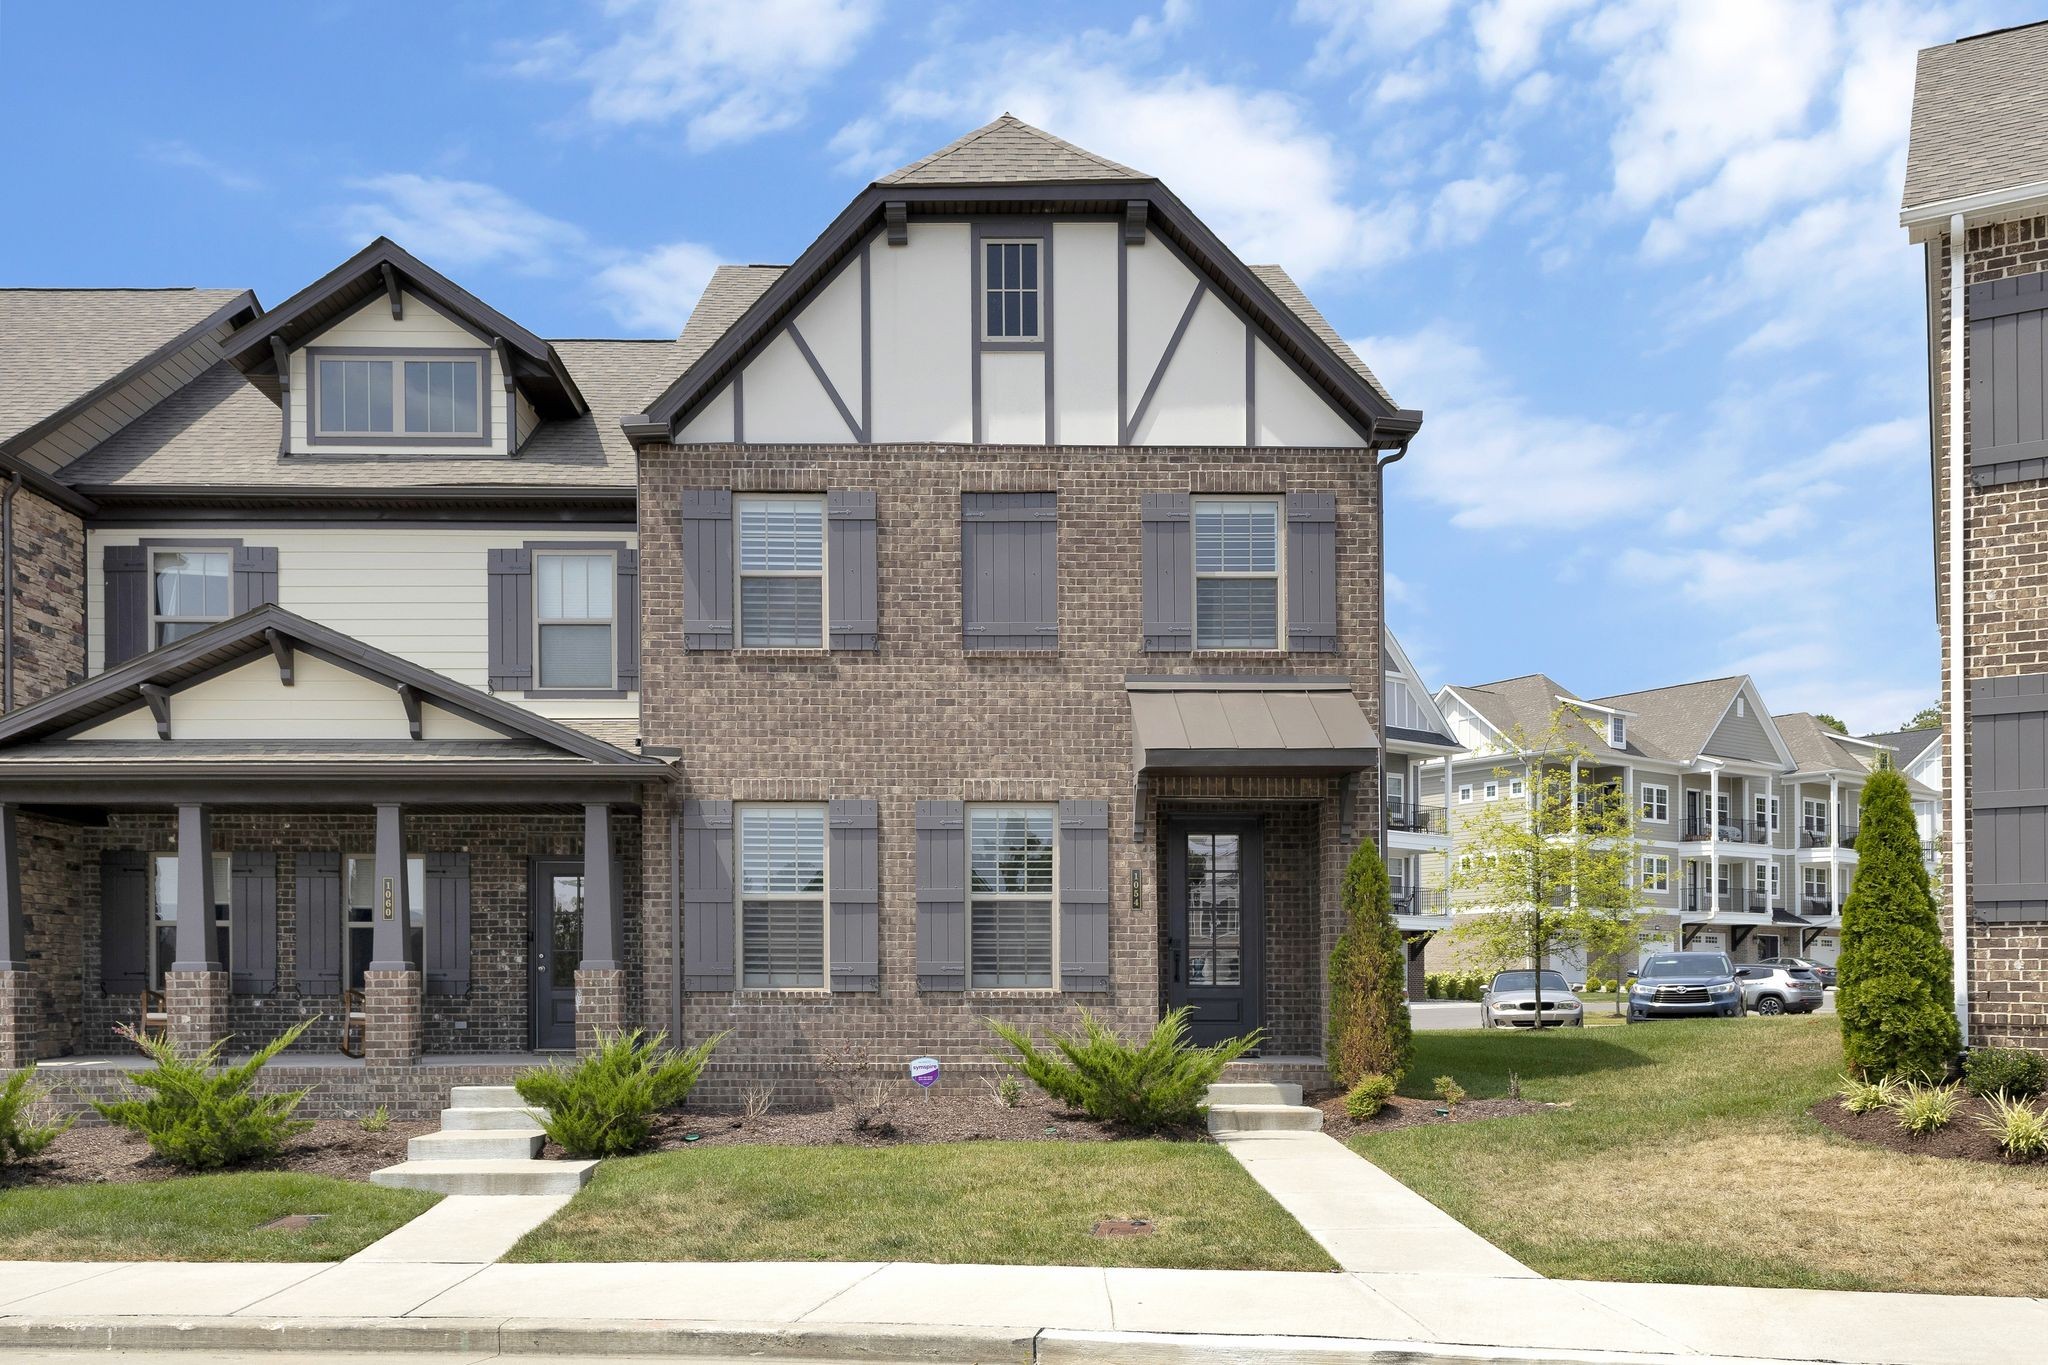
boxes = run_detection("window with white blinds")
[1193,498,1280,650]
[968,806,1054,989]
[534,552,615,689]
[738,804,826,988]
[737,496,825,648]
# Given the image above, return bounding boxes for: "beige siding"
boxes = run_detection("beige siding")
[285,290,513,457]
[1704,698,1780,764]
[73,654,503,742]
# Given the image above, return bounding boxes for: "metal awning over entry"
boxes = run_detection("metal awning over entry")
[1127,675,1379,835]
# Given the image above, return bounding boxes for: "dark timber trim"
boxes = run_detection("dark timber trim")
[396,683,422,741]
[381,262,403,319]
[138,684,171,741]
[263,628,294,685]
[1123,282,1205,444]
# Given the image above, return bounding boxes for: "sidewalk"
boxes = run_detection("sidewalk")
[0,1255,2041,1364]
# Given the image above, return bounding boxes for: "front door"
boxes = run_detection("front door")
[1165,818,1264,1047]
[530,858,584,1051]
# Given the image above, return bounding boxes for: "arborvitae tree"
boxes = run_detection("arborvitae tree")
[1326,838,1412,1087]
[1836,768,1960,1080]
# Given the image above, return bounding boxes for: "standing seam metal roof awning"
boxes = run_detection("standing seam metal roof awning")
[1128,678,1379,774]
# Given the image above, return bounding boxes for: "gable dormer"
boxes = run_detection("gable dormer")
[218,238,586,459]
[1701,680,1794,767]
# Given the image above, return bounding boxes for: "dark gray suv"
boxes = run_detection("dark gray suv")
[1627,952,1744,1022]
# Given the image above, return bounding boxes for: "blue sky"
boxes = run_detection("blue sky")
[7,0,2033,730]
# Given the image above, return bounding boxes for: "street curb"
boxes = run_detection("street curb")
[0,1316,503,1354]
[1037,1331,1769,1365]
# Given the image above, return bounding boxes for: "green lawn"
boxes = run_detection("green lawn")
[509,1141,1334,1271]
[1356,1015,2048,1296]
[0,1174,439,1262]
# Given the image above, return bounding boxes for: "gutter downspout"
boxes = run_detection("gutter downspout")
[1947,212,1970,1047]
[1374,436,1412,865]
[2,472,20,713]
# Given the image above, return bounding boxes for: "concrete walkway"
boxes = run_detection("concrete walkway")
[345,1195,570,1265]
[1,1257,2042,1363]
[1218,1129,1536,1277]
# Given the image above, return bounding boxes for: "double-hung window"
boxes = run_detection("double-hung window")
[149,852,231,990]
[1803,865,1829,905]
[1607,715,1627,748]
[315,354,482,439]
[1385,772,1406,820]
[151,549,232,645]
[1192,498,1281,650]
[1802,798,1828,839]
[738,805,826,989]
[1641,855,1669,893]
[736,496,826,648]
[1640,784,1669,822]
[344,854,425,991]
[534,552,615,689]
[968,805,1055,989]
[982,240,1041,341]
[1483,781,1499,801]
[1754,862,1780,899]
[1458,784,1473,804]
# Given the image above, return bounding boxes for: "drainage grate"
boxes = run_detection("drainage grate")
[257,1213,331,1231]
[1091,1218,1154,1237]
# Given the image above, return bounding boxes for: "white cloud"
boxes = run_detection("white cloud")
[594,241,724,334]
[338,175,588,273]
[146,140,262,193]
[1429,172,1526,245]
[511,0,880,151]
[1296,0,1457,71]
[1471,0,1596,82]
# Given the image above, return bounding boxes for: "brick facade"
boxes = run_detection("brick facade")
[636,441,1384,1098]
[1934,215,2048,1052]
[163,968,227,1054]
[4,487,86,712]
[0,968,31,1068]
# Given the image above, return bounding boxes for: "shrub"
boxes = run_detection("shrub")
[1344,1073,1397,1120]
[1964,1047,2046,1100]
[357,1104,391,1134]
[0,1067,73,1165]
[1433,1075,1466,1112]
[996,1073,1022,1108]
[515,1029,724,1158]
[92,1020,315,1170]
[1836,770,1960,1081]
[1837,1072,1901,1115]
[1890,1080,1961,1136]
[1424,973,1443,1000]
[988,1006,1258,1131]
[1976,1092,2048,1160]
[1325,839,1412,1088]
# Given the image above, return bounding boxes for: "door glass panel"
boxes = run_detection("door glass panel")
[1184,833,1242,986]
[551,875,584,988]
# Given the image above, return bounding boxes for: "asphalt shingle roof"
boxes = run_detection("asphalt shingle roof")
[1859,727,1943,765]
[0,288,246,446]
[1590,678,1749,764]
[1774,712,1867,774]
[1448,673,1660,761]
[879,114,1145,186]
[1903,22,2048,210]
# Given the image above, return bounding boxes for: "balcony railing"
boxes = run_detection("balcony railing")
[1802,896,1842,918]
[1799,826,1830,848]
[1393,888,1448,917]
[1682,889,1754,914]
[1682,815,1764,843]
[1385,802,1444,835]
[1838,825,1859,849]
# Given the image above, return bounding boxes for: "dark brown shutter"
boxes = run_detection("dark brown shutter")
[1972,673,2048,922]
[915,800,965,990]
[1286,492,1337,652]
[229,851,277,994]
[615,548,640,691]
[1141,493,1193,651]
[422,852,471,995]
[828,799,879,991]
[682,800,735,990]
[962,493,1058,649]
[828,490,878,651]
[487,548,534,690]
[103,545,149,665]
[98,849,148,992]
[1968,271,2048,487]
[682,491,734,651]
[231,546,280,614]
[295,851,344,995]
[1058,800,1111,991]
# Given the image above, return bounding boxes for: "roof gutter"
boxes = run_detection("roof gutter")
[1900,176,2048,242]
[1946,211,1971,1047]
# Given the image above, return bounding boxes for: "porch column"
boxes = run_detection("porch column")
[1707,767,1721,913]
[166,803,227,1055]
[1828,773,1842,917]
[363,803,420,1066]
[576,802,626,1054]
[0,804,33,1068]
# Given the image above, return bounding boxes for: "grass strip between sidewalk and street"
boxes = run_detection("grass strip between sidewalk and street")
[1353,1014,2048,1296]
[508,1139,1335,1271]
[0,1172,440,1262]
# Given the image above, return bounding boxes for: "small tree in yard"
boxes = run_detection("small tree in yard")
[1448,710,1649,1021]
[1326,838,1412,1087]
[1836,768,1960,1080]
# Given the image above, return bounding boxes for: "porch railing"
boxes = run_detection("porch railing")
[1802,896,1842,918]
[1682,815,1754,842]
[1394,888,1449,917]
[1682,889,1755,915]
[1800,826,1830,848]
[1385,802,1444,835]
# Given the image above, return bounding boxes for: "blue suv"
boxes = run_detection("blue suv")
[1627,952,1744,1022]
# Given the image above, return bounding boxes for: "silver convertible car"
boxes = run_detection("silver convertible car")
[1479,969,1585,1028]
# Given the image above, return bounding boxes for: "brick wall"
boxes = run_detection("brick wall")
[19,811,82,1059]
[636,442,1385,1096]
[1934,215,2048,1051]
[5,487,86,711]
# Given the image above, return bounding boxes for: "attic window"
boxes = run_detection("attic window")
[1608,715,1627,748]
[1735,696,1746,718]
[983,240,1041,341]
[312,351,485,441]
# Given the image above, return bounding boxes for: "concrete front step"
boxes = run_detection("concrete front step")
[407,1129,546,1162]
[1206,1082,1303,1107]
[1206,1103,1324,1135]
[371,1157,596,1196]
[440,1104,547,1131]
[448,1084,525,1109]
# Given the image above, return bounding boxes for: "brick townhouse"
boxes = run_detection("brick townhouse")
[0,116,1422,1108]
[1904,20,2048,1052]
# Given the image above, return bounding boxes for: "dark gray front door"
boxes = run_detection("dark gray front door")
[1165,817,1263,1047]
[530,858,583,1051]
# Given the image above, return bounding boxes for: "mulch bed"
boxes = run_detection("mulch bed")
[1310,1089,1554,1139]
[0,1117,433,1189]
[1811,1094,2046,1165]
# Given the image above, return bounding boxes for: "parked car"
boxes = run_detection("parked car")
[1626,952,1744,1022]
[1480,969,1584,1029]
[1759,955,1835,988]
[1734,964,1825,1015]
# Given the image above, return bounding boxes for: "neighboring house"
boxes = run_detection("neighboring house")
[1425,674,1932,978]
[1903,19,2048,1052]
[1381,629,1459,995]
[0,116,1423,1103]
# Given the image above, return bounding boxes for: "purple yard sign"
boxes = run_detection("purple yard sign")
[909,1056,941,1088]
